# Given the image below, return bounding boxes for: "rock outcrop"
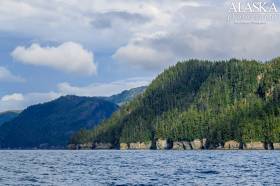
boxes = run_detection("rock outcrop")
[93,143,112,149]
[224,140,240,149]
[172,142,184,150]
[129,142,152,150]
[244,142,265,150]
[78,143,93,150]
[172,141,192,150]
[120,143,128,150]
[156,139,170,150]
[191,139,205,149]
[273,143,280,150]
[71,140,280,150]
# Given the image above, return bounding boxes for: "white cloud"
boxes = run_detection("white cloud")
[11,42,96,75]
[0,66,25,82]
[113,43,175,70]
[1,93,24,101]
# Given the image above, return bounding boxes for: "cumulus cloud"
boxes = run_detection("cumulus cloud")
[0,66,25,82]
[11,42,96,75]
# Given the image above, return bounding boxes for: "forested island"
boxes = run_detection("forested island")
[70,58,280,150]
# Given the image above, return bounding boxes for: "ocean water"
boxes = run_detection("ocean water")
[0,150,279,186]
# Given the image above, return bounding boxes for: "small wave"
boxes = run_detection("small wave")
[198,170,220,174]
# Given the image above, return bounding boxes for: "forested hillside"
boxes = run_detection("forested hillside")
[71,58,280,149]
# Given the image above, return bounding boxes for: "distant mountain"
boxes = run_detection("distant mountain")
[0,111,20,126]
[103,86,147,105]
[0,96,118,149]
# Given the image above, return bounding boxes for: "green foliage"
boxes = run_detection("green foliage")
[73,58,280,147]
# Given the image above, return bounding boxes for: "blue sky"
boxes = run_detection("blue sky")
[1,0,280,112]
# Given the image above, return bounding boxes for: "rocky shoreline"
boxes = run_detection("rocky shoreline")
[68,139,280,150]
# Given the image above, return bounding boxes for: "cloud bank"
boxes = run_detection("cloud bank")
[1,0,280,71]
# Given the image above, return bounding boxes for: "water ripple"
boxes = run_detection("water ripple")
[0,150,279,185]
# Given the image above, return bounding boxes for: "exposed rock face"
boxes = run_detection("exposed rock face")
[245,142,265,150]
[156,139,170,150]
[172,142,185,150]
[224,140,240,149]
[273,143,280,150]
[129,142,152,150]
[120,143,128,150]
[191,139,203,150]
[93,143,112,149]
[172,141,192,150]
[78,143,93,150]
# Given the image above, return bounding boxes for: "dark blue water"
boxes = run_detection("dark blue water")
[0,150,279,185]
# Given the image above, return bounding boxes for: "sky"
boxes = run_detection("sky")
[1,0,280,112]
